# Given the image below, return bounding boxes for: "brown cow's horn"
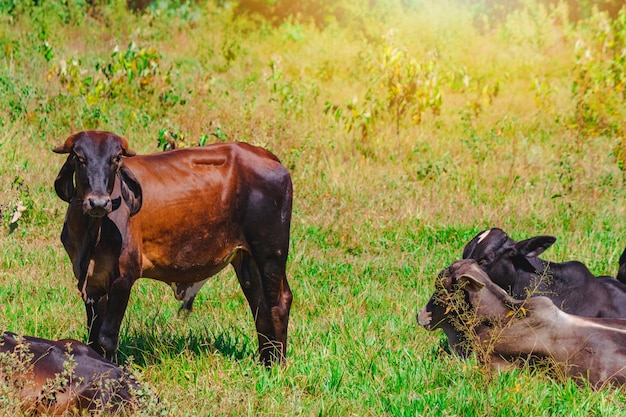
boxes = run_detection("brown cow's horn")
[52,145,68,154]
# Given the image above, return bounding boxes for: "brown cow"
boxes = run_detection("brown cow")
[53,130,293,366]
[418,259,626,389]
[0,331,141,415]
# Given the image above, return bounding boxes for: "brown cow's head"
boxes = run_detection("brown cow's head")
[53,131,142,217]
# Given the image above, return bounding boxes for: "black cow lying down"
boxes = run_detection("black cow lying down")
[0,331,144,415]
[418,259,626,389]
[463,228,626,318]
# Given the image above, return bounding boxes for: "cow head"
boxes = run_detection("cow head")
[53,131,142,217]
[462,228,556,296]
[418,259,517,356]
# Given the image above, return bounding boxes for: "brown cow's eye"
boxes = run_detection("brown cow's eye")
[113,155,122,164]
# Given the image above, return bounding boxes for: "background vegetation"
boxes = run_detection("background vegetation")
[2,0,626,415]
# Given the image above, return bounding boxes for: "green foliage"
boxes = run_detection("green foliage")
[451,66,501,122]
[235,0,353,26]
[380,30,442,136]
[572,9,626,138]
[267,55,307,117]
[42,41,186,128]
[325,30,443,147]
[571,8,626,173]
[53,42,164,102]
[0,0,88,21]
[157,124,228,150]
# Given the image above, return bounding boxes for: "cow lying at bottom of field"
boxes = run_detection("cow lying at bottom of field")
[0,331,144,415]
[417,259,626,389]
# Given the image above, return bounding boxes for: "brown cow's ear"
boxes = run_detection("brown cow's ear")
[54,156,75,202]
[119,165,142,216]
[458,274,485,292]
[118,136,136,157]
[52,145,68,154]
[53,132,82,154]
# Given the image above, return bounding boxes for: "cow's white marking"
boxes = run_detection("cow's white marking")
[171,279,209,303]
[477,229,492,245]
[81,258,96,302]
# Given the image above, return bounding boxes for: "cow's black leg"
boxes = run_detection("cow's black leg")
[98,276,133,361]
[232,252,278,366]
[85,296,107,354]
[258,256,292,363]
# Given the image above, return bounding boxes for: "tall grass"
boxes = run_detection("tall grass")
[2,0,626,415]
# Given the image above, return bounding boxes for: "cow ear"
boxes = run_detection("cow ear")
[458,274,485,292]
[119,165,142,216]
[118,135,136,157]
[516,236,556,258]
[54,156,75,202]
[53,132,82,154]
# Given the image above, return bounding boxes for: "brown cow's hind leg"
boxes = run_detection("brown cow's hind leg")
[265,265,292,362]
[232,252,279,366]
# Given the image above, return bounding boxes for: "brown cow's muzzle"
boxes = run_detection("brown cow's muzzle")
[84,194,112,217]
[417,307,433,328]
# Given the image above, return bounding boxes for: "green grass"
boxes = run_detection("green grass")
[2,0,626,415]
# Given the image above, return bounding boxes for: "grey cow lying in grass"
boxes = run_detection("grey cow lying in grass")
[417,259,626,389]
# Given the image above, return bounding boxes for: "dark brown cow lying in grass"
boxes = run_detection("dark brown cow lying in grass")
[0,331,142,415]
[417,259,626,389]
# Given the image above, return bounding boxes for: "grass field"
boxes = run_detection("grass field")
[2,0,626,415]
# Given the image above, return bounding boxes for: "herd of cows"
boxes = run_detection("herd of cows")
[418,227,626,389]
[3,130,626,413]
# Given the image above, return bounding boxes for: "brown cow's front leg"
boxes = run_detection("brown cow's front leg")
[232,253,278,366]
[97,276,134,361]
[85,296,107,354]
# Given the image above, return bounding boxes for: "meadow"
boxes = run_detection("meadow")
[2,0,626,415]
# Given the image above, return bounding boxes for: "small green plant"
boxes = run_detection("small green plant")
[531,75,555,112]
[379,30,442,136]
[157,127,187,150]
[323,95,377,144]
[266,56,305,116]
[324,29,442,145]
[451,66,500,122]
[157,125,226,150]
